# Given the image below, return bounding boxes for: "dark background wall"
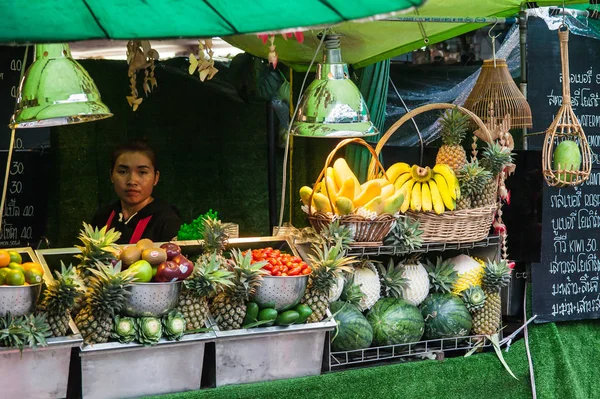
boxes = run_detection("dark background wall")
[46,59,282,247]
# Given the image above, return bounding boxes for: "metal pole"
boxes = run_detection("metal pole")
[519,6,529,150]
[266,101,278,233]
[383,16,517,24]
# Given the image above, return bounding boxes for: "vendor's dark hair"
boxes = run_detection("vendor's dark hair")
[111,139,158,172]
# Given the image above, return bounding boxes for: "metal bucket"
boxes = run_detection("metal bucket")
[123,281,182,317]
[251,275,308,311]
[0,283,42,316]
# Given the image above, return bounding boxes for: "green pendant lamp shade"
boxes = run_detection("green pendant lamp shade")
[9,43,112,128]
[291,35,378,138]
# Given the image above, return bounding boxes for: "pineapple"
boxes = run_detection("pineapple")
[436,107,470,171]
[425,256,458,294]
[352,260,381,311]
[209,249,268,331]
[74,262,134,344]
[75,222,121,279]
[450,254,484,295]
[456,160,492,210]
[399,255,430,306]
[383,217,424,252]
[461,285,487,312]
[340,275,366,306]
[201,217,229,257]
[321,220,354,249]
[472,260,511,335]
[301,242,357,323]
[177,253,234,330]
[37,263,85,337]
[377,258,408,299]
[472,143,514,208]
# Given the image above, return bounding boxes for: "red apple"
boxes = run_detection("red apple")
[160,242,182,260]
[171,254,194,279]
[154,261,182,282]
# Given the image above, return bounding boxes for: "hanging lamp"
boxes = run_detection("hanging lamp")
[290,34,378,138]
[9,43,112,128]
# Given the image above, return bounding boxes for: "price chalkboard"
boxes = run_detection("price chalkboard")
[0,46,50,248]
[527,17,600,322]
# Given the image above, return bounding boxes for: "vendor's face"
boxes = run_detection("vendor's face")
[111,152,159,208]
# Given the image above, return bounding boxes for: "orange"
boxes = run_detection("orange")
[22,262,44,275]
[24,269,43,285]
[8,251,21,264]
[5,269,25,286]
[0,250,9,268]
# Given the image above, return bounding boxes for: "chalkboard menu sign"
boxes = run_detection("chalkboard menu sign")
[528,17,600,322]
[0,46,50,248]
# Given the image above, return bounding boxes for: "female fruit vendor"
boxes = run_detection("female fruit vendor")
[91,139,182,244]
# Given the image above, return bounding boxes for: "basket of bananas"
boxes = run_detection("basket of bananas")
[299,138,401,246]
[367,103,512,243]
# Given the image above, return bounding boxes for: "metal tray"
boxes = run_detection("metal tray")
[176,236,300,259]
[0,247,83,399]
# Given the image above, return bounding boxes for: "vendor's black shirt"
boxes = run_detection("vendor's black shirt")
[91,198,182,244]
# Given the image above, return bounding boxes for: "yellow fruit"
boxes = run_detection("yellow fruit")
[433,164,459,200]
[385,162,411,184]
[411,165,433,183]
[24,269,43,285]
[368,178,392,188]
[299,186,314,206]
[322,176,338,203]
[410,182,422,212]
[8,262,24,272]
[383,191,405,214]
[337,178,356,201]
[353,181,382,208]
[398,179,415,213]
[393,172,412,190]
[0,250,10,268]
[335,196,355,215]
[333,158,361,197]
[364,196,384,215]
[433,174,456,211]
[428,180,445,215]
[326,167,339,188]
[313,193,334,213]
[8,251,22,264]
[22,262,44,275]
[421,182,432,212]
[381,184,396,201]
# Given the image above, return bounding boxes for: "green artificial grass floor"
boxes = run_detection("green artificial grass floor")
[146,319,600,399]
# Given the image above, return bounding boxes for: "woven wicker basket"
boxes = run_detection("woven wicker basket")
[368,103,497,244]
[306,138,397,246]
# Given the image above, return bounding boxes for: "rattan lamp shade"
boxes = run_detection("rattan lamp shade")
[464,59,532,129]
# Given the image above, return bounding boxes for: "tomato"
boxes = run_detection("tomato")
[263,264,273,271]
[272,250,281,257]
[288,267,301,276]
[285,261,293,267]
[291,256,301,263]
[271,266,280,274]
[263,248,273,255]
[281,266,289,273]
[281,273,288,276]
[300,262,309,270]
[274,271,282,276]
[269,258,278,266]
[302,268,311,275]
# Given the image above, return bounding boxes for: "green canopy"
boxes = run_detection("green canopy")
[0,0,423,43]
[225,0,590,70]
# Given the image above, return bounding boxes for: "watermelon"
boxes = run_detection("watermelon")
[366,298,424,346]
[330,301,373,352]
[420,293,472,339]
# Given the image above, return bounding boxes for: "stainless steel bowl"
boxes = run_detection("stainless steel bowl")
[251,275,309,311]
[123,281,182,317]
[0,284,42,317]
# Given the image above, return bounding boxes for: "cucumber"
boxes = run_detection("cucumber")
[243,302,260,326]
[275,310,300,326]
[258,308,278,327]
[295,304,313,324]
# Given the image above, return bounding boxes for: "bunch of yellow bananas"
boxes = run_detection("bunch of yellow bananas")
[385,162,460,214]
[299,158,405,216]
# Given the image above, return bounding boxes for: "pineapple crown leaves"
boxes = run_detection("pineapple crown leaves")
[0,312,51,351]
[457,159,493,197]
[40,262,85,313]
[480,142,514,176]
[201,216,229,254]
[460,285,487,311]
[74,222,121,268]
[321,220,354,250]
[440,107,470,145]
[307,241,357,294]
[185,252,235,297]
[383,217,424,251]
[224,249,269,300]
[482,260,512,292]
[340,274,366,306]
[84,261,135,317]
[378,258,409,298]
[425,257,458,294]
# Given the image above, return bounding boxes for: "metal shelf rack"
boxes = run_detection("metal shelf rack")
[346,235,501,257]
[327,335,492,372]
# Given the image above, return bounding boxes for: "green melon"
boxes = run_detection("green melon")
[553,140,581,182]
[420,293,472,339]
[330,301,373,352]
[366,298,424,346]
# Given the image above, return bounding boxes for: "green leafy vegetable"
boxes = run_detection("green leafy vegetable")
[177,209,219,241]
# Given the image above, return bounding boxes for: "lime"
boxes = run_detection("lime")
[8,262,24,272]
[0,268,8,284]
[8,251,22,264]
[22,262,44,275]
[24,269,43,285]
[5,269,25,286]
